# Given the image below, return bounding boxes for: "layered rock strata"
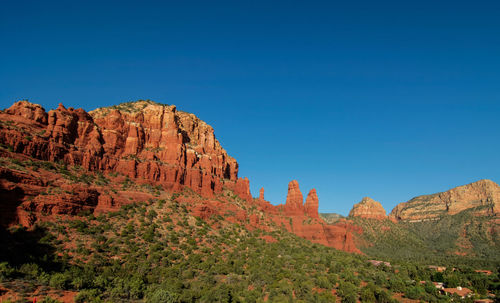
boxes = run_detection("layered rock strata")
[349,197,387,220]
[389,179,500,221]
[0,100,365,253]
[0,100,249,199]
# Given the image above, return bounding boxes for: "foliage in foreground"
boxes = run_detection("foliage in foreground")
[1,195,499,302]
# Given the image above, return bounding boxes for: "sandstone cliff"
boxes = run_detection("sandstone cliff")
[271,180,360,252]
[283,180,305,216]
[0,100,360,253]
[348,197,387,220]
[304,189,320,219]
[389,179,500,221]
[0,100,249,199]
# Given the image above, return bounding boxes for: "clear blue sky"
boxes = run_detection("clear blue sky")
[1,0,499,215]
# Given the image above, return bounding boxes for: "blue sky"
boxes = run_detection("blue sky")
[1,0,499,215]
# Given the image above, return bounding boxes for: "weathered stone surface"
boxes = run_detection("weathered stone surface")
[269,214,361,253]
[349,197,387,220]
[5,100,48,124]
[389,179,500,221]
[0,100,362,253]
[268,180,360,252]
[0,100,250,199]
[304,189,319,219]
[24,184,100,217]
[0,167,46,226]
[284,180,305,216]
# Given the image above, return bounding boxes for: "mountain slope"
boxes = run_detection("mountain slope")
[1,100,499,302]
[351,211,499,267]
[350,180,500,266]
[389,179,500,221]
[0,100,359,252]
[1,100,247,199]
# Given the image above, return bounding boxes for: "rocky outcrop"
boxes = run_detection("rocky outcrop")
[284,180,305,216]
[389,180,500,221]
[304,189,319,219]
[24,184,100,217]
[277,215,361,253]
[0,167,46,226]
[349,197,387,220]
[0,163,121,226]
[0,100,250,200]
[5,101,48,124]
[271,180,361,252]
[0,100,361,254]
[282,180,320,218]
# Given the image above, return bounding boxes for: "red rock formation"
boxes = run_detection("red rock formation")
[284,180,305,216]
[0,100,250,199]
[5,100,48,124]
[348,197,387,220]
[226,177,252,201]
[0,100,361,254]
[268,180,359,252]
[24,184,100,217]
[270,214,361,253]
[0,161,131,226]
[304,189,319,218]
[282,181,320,219]
[259,187,265,200]
[0,166,46,226]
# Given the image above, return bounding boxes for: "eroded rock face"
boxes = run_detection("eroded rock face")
[5,101,48,124]
[284,180,305,216]
[0,163,122,227]
[0,100,360,253]
[0,100,250,199]
[282,181,320,218]
[389,179,500,221]
[304,189,319,219]
[269,214,361,253]
[348,197,387,220]
[266,180,362,252]
[25,184,100,217]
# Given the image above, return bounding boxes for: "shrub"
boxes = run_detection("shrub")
[19,263,40,279]
[405,286,424,300]
[388,277,405,292]
[145,288,179,303]
[49,272,69,289]
[40,297,62,303]
[338,281,358,302]
[0,262,15,280]
[360,285,376,302]
[74,289,102,303]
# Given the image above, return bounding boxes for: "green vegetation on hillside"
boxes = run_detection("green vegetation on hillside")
[1,194,499,302]
[352,210,499,269]
[319,213,344,224]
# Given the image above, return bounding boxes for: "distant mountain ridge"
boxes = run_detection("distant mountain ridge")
[347,180,499,264]
[389,179,499,222]
[345,180,499,222]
